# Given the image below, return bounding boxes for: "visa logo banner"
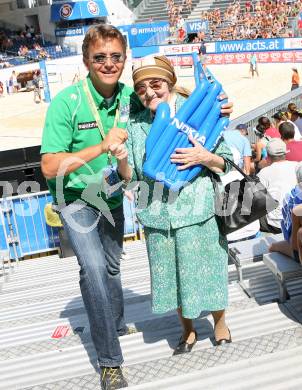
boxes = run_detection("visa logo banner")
[185,20,209,34]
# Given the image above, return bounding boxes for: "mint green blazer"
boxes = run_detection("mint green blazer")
[126,94,233,230]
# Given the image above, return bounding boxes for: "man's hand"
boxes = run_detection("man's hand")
[102,127,128,153]
[219,93,233,116]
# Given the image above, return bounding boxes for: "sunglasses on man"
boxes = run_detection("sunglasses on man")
[92,53,125,64]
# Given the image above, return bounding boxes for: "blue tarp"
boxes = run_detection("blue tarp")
[50,0,108,22]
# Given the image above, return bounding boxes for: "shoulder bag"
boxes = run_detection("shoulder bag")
[212,157,279,235]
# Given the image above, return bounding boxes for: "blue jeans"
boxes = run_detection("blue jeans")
[60,202,125,367]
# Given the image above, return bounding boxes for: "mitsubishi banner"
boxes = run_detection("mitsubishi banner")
[119,20,209,49]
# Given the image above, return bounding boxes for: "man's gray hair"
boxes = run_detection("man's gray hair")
[269,154,286,162]
[296,162,302,184]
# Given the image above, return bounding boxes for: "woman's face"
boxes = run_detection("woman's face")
[134,78,171,112]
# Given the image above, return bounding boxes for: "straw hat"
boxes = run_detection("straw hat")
[132,55,177,86]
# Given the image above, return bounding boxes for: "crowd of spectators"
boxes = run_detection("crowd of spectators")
[0,25,70,68]
[166,0,302,43]
[0,25,41,52]
[223,102,302,242]
[166,0,194,41]
[0,25,46,60]
[18,45,29,57]
[167,0,193,27]
[0,30,13,52]
[0,57,12,69]
[209,0,300,41]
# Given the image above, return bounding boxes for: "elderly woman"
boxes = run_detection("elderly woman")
[113,56,233,354]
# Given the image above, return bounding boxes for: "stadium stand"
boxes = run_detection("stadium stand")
[0,25,75,67]
[134,0,200,23]
[134,0,300,42]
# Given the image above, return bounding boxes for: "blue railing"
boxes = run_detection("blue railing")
[229,87,302,144]
[0,191,139,260]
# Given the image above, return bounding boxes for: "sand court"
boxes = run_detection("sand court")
[0,61,299,151]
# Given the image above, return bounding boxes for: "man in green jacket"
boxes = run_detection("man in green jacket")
[41,24,139,389]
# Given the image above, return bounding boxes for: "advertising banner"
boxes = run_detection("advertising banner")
[159,43,202,56]
[134,38,302,61]
[50,0,108,22]
[185,20,209,34]
[39,60,51,103]
[119,22,170,48]
[55,27,84,37]
[119,20,208,49]
[284,37,302,50]
[215,38,284,53]
[299,12,302,29]
[167,51,302,66]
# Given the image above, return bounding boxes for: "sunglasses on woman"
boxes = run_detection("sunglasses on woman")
[134,79,166,95]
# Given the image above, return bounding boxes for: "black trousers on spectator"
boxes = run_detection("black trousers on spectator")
[260,216,282,234]
[291,84,299,91]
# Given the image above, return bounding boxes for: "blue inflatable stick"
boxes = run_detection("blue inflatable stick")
[143,51,229,191]
[145,103,170,158]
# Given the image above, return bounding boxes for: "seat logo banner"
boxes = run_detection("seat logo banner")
[60,3,73,19]
[87,1,99,15]
[284,37,302,50]
[51,0,107,22]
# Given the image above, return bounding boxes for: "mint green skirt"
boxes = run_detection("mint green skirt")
[144,217,228,319]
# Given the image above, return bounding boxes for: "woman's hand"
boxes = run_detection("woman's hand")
[109,143,128,161]
[170,135,213,170]
[218,93,233,116]
[109,144,132,182]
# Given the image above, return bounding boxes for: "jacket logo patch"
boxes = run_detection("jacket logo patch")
[119,104,130,123]
[78,121,98,130]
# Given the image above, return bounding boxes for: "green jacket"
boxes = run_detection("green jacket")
[126,94,233,230]
[41,76,142,209]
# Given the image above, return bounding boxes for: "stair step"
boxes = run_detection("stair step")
[17,327,302,390]
[1,237,302,389]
